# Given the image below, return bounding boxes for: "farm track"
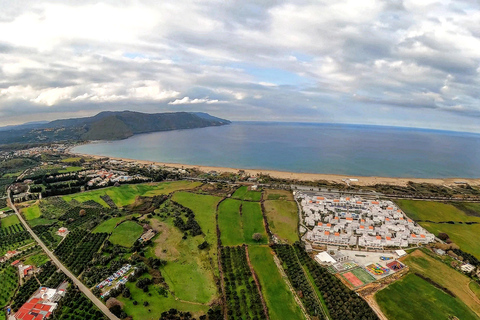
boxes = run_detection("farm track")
[7,189,120,320]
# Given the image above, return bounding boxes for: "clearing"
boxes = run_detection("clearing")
[1,214,20,229]
[21,205,41,220]
[109,221,143,247]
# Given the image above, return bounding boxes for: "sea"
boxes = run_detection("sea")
[72,122,480,178]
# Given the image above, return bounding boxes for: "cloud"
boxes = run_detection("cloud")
[168,97,223,105]
[0,0,479,132]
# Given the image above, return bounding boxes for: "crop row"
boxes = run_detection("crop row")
[293,243,378,320]
[221,246,266,320]
[32,224,61,249]
[0,266,18,310]
[54,229,108,275]
[272,244,324,319]
[0,223,25,236]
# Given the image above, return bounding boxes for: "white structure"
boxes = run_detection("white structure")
[315,251,336,264]
[461,264,476,273]
[395,249,407,257]
[299,193,435,248]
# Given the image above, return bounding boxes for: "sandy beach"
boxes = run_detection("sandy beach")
[72,152,480,187]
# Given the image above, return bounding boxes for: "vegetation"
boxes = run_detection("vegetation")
[0,223,32,255]
[221,246,266,320]
[109,221,144,247]
[0,214,20,228]
[24,253,50,267]
[395,200,480,222]
[22,205,42,220]
[232,186,262,201]
[264,199,299,243]
[53,283,108,320]
[248,246,305,320]
[403,249,480,316]
[376,273,478,320]
[0,266,18,314]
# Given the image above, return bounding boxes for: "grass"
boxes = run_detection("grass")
[58,166,83,173]
[27,217,57,227]
[0,214,20,228]
[24,253,49,267]
[395,200,480,222]
[264,189,294,201]
[63,181,201,208]
[469,281,480,300]
[242,202,268,245]
[109,221,143,247]
[22,205,41,220]
[146,218,218,304]
[376,273,478,320]
[420,222,480,260]
[218,199,243,246]
[232,186,262,201]
[92,216,131,234]
[61,157,82,163]
[264,200,299,244]
[171,192,222,275]
[402,249,480,316]
[248,246,305,320]
[118,274,209,320]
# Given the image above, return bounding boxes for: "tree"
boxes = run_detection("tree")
[79,209,86,216]
[252,233,263,242]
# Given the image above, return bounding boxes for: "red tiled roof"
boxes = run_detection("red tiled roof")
[346,217,353,221]
[11,259,20,266]
[334,232,340,236]
[324,231,330,236]
[368,226,374,229]
[376,236,381,240]
[360,225,365,229]
[386,237,391,240]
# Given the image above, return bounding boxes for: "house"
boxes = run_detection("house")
[461,264,476,273]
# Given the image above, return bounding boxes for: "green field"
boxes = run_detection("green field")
[232,186,262,201]
[264,189,294,201]
[248,246,305,320]
[171,192,222,273]
[58,166,83,173]
[420,222,480,259]
[119,274,209,320]
[22,205,41,220]
[61,157,82,163]
[109,221,143,247]
[63,181,200,208]
[27,217,57,227]
[24,253,49,267]
[218,199,267,246]
[403,249,480,316]
[146,218,219,304]
[218,199,243,246]
[395,200,480,223]
[242,202,268,245]
[92,216,132,234]
[469,281,480,299]
[264,200,299,243]
[0,214,20,228]
[376,273,478,320]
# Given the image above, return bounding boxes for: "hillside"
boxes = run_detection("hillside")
[0,111,231,145]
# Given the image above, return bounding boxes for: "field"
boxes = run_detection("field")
[402,249,480,316]
[108,221,143,247]
[218,199,267,246]
[22,205,41,220]
[24,253,50,267]
[264,200,299,243]
[119,274,209,320]
[232,186,262,201]
[218,199,243,246]
[396,200,480,259]
[92,216,140,234]
[421,222,480,260]
[63,181,201,208]
[395,200,480,223]
[1,214,20,228]
[248,246,305,320]
[58,166,83,173]
[61,157,82,163]
[264,189,294,201]
[341,268,375,288]
[470,281,480,299]
[376,273,478,320]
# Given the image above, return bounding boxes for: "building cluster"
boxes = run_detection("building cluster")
[97,264,133,298]
[13,283,67,320]
[80,169,144,187]
[298,192,434,248]
[11,259,35,278]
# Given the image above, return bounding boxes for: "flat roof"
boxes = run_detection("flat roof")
[315,251,336,264]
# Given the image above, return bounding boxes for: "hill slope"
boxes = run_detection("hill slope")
[0,111,231,145]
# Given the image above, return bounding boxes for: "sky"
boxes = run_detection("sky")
[1,0,480,132]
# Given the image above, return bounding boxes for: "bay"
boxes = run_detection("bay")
[72,122,480,178]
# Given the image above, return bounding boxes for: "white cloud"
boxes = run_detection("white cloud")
[168,97,223,105]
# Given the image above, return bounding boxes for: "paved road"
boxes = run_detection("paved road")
[7,190,119,320]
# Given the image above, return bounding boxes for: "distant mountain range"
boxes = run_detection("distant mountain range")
[0,111,231,145]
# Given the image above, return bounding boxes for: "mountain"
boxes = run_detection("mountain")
[0,121,49,132]
[0,111,231,145]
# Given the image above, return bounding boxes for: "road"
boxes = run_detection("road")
[7,189,119,320]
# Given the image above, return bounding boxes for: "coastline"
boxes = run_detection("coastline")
[71,152,480,187]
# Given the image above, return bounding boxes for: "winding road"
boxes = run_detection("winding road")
[7,189,119,320]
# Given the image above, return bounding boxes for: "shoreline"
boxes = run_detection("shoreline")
[71,152,480,187]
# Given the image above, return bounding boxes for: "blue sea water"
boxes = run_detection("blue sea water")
[72,122,480,178]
